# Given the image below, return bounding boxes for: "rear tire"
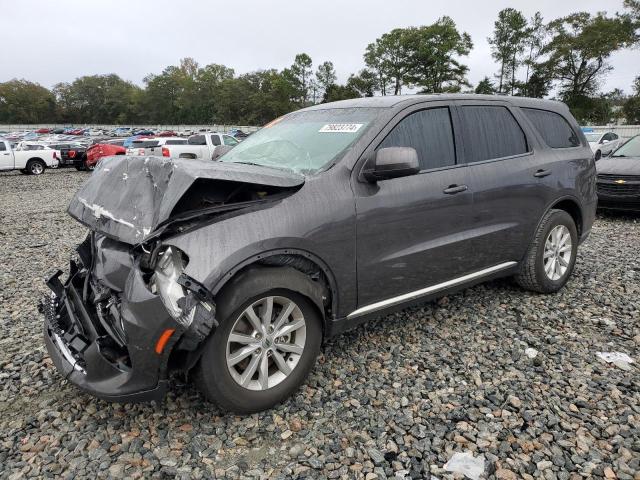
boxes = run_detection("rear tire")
[26,159,46,175]
[515,209,578,293]
[194,269,322,413]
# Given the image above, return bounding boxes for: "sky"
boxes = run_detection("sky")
[2,0,638,94]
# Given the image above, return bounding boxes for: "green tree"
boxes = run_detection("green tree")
[314,61,337,103]
[0,79,57,123]
[286,53,313,106]
[347,69,378,97]
[474,76,495,94]
[623,76,640,124]
[543,12,636,108]
[520,12,549,97]
[323,84,360,103]
[404,17,473,93]
[365,28,412,95]
[54,74,142,124]
[194,63,235,123]
[488,8,528,94]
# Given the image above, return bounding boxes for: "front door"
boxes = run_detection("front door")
[0,142,13,170]
[354,105,477,308]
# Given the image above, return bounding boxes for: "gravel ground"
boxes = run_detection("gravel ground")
[0,168,638,480]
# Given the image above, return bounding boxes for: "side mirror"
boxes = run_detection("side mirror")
[363,147,420,182]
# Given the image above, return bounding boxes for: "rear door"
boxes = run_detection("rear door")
[354,102,478,307]
[454,101,548,266]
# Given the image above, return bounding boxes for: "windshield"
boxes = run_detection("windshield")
[584,133,601,142]
[219,108,381,175]
[611,136,640,158]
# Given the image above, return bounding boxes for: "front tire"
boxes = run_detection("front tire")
[194,271,322,413]
[515,209,578,293]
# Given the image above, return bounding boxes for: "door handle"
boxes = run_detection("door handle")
[534,169,551,178]
[443,184,468,194]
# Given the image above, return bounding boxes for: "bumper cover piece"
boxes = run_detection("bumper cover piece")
[42,259,178,402]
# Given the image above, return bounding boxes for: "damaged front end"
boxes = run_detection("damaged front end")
[42,156,304,401]
[41,233,216,402]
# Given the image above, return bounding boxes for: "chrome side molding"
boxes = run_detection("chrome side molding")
[347,261,517,319]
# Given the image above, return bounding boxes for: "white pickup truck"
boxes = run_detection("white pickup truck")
[160,133,240,160]
[127,137,188,157]
[0,139,59,174]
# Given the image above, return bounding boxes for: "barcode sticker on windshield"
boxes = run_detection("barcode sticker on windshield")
[319,123,363,133]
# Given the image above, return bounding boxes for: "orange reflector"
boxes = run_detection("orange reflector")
[155,329,176,354]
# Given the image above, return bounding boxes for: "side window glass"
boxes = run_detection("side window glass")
[611,133,618,140]
[223,135,239,146]
[378,107,456,170]
[522,108,580,148]
[459,106,529,162]
[211,135,221,146]
[0,142,5,151]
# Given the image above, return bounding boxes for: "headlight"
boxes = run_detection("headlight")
[150,246,193,325]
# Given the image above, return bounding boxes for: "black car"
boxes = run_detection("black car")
[42,95,597,412]
[48,143,88,169]
[596,135,640,211]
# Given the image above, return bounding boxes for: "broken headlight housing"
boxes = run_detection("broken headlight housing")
[149,246,194,326]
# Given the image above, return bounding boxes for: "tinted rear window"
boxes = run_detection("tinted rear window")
[164,139,187,145]
[188,135,206,145]
[379,107,456,170]
[131,140,159,148]
[522,108,580,148]
[459,106,528,162]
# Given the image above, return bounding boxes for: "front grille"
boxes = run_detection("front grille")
[598,173,640,182]
[597,173,640,198]
[597,183,640,197]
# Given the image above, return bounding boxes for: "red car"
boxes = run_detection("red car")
[84,141,126,170]
[157,130,177,137]
[35,128,52,134]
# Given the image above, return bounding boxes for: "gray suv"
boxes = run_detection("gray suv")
[42,95,597,413]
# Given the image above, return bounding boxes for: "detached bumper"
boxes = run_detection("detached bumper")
[42,261,180,402]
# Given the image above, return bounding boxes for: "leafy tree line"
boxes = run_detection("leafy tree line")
[0,1,638,126]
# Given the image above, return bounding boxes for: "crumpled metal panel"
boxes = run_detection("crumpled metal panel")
[67,156,304,244]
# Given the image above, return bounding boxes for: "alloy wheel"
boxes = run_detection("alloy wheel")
[543,225,572,281]
[31,162,44,175]
[226,296,307,391]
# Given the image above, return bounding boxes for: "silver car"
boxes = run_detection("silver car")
[584,131,623,160]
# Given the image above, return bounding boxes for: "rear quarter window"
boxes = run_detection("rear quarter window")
[522,108,580,148]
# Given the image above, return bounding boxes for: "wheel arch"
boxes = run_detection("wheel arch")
[548,197,583,237]
[211,249,339,332]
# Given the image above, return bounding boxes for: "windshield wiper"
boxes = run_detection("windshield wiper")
[611,154,626,158]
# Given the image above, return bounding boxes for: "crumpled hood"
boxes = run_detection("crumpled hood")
[596,156,640,176]
[67,156,304,244]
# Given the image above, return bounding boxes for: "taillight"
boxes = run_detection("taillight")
[53,151,59,160]
[69,150,76,159]
[162,147,170,157]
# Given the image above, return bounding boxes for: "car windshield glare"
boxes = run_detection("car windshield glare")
[219,108,380,175]
[611,136,640,158]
